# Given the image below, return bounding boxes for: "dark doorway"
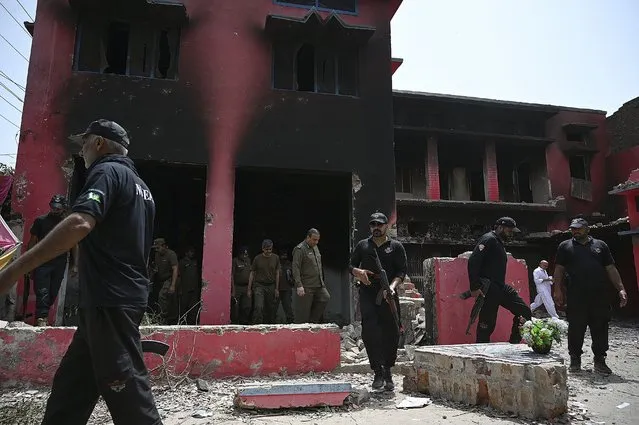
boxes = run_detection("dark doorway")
[233,167,352,324]
[69,158,207,323]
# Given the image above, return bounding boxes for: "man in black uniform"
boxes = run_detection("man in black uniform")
[553,218,628,375]
[28,194,74,326]
[0,119,162,424]
[467,217,531,343]
[349,212,407,391]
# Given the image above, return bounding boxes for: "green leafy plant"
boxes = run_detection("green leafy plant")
[520,317,568,353]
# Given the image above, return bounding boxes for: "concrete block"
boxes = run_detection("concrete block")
[413,343,567,420]
[234,381,352,409]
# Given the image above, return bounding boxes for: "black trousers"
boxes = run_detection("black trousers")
[34,262,66,320]
[476,283,531,343]
[567,298,611,358]
[42,307,162,425]
[359,287,400,371]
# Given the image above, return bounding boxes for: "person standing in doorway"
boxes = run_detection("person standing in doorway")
[530,260,559,318]
[467,217,532,343]
[232,246,252,324]
[0,119,162,424]
[553,218,628,375]
[178,247,200,324]
[247,239,280,324]
[153,238,179,324]
[28,194,76,326]
[278,251,295,323]
[293,229,330,324]
[349,212,407,391]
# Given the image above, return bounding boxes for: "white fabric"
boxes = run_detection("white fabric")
[531,266,558,318]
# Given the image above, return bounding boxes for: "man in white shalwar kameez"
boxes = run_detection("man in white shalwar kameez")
[531,260,559,318]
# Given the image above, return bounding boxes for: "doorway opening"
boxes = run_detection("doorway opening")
[233,167,352,324]
[68,158,207,324]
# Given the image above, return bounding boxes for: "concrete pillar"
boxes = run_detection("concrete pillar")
[483,141,500,202]
[426,136,441,199]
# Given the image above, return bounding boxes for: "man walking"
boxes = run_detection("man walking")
[0,119,162,424]
[530,260,558,318]
[467,217,532,343]
[248,239,280,324]
[349,212,407,391]
[278,251,295,323]
[232,246,252,324]
[28,194,74,326]
[553,218,627,375]
[293,229,330,324]
[153,238,179,324]
[178,247,200,324]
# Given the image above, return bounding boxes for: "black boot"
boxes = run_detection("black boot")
[372,368,384,390]
[594,356,612,375]
[383,367,394,391]
[569,356,581,372]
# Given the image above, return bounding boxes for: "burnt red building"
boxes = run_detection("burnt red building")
[391,91,625,300]
[14,0,404,325]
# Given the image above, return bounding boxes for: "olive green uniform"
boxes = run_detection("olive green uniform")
[292,241,330,323]
[232,256,252,324]
[251,254,280,324]
[155,248,178,324]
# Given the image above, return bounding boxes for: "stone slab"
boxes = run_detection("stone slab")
[410,343,567,420]
[234,381,351,409]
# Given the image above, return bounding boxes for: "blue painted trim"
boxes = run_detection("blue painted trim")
[274,1,358,16]
[238,382,352,396]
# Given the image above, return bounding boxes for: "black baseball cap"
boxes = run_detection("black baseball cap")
[569,218,589,229]
[496,217,520,232]
[369,212,388,225]
[69,119,130,148]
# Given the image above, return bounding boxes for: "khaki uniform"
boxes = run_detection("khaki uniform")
[277,259,295,323]
[292,241,330,324]
[250,254,280,324]
[232,256,252,324]
[155,249,178,324]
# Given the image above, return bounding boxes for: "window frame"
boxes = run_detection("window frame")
[73,17,181,81]
[274,0,358,16]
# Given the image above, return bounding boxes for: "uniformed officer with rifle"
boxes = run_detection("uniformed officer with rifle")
[349,212,407,391]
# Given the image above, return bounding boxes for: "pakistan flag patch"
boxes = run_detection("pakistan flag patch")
[87,191,102,203]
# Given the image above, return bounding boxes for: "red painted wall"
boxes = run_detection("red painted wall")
[545,111,608,225]
[426,137,440,199]
[15,0,395,324]
[432,254,530,345]
[607,147,639,217]
[484,141,500,202]
[0,325,340,386]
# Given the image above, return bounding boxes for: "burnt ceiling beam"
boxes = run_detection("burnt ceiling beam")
[394,125,556,146]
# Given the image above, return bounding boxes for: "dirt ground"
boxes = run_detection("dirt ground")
[1,319,637,425]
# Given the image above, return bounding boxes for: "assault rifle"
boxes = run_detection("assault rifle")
[460,277,491,335]
[373,249,403,336]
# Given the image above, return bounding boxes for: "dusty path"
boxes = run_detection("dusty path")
[1,319,637,425]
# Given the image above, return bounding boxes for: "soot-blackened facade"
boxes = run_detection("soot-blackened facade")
[14,0,403,324]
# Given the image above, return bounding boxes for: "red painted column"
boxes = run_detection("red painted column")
[483,141,500,202]
[426,136,441,199]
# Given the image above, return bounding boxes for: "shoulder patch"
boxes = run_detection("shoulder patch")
[478,244,485,251]
[86,191,102,204]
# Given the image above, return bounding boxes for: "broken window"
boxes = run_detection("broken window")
[273,41,359,96]
[438,141,485,201]
[569,155,591,181]
[277,0,357,13]
[569,154,592,201]
[395,167,412,194]
[75,18,180,79]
